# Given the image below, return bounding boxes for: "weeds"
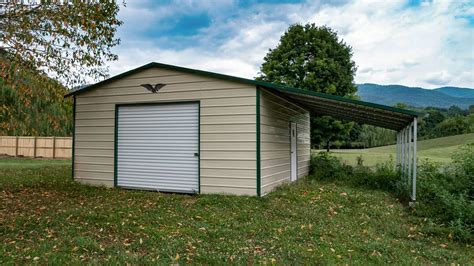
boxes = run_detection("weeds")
[310,144,474,242]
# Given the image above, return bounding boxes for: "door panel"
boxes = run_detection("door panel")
[116,103,199,193]
[290,122,297,181]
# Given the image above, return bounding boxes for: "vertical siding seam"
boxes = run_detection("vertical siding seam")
[256,86,261,197]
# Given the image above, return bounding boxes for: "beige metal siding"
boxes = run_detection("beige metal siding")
[260,89,310,196]
[74,67,257,196]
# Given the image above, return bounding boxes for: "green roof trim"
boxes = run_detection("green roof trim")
[65,62,420,118]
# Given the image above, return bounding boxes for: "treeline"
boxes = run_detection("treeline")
[327,104,474,149]
[418,105,474,139]
[0,55,73,136]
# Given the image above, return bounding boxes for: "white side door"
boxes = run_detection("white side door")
[290,122,297,181]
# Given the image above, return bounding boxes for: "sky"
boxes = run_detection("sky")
[108,0,474,89]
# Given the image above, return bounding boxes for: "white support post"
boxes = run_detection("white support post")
[408,123,412,187]
[401,128,406,178]
[399,131,402,168]
[396,132,399,167]
[405,125,410,184]
[404,127,407,180]
[395,132,398,166]
[412,117,417,202]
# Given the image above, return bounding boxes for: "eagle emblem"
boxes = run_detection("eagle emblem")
[140,83,166,93]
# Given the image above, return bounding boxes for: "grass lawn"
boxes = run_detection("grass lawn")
[1,158,472,264]
[0,156,70,169]
[325,133,474,167]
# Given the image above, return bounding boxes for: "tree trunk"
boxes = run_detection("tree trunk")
[326,140,330,152]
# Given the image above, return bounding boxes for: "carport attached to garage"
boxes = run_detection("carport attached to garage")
[66,62,419,198]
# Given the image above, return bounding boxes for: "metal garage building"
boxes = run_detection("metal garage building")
[66,62,419,198]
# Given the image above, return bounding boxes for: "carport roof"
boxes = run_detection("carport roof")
[66,62,420,131]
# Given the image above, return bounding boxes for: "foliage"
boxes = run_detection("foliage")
[258,23,357,150]
[0,55,72,136]
[310,152,402,194]
[310,144,474,242]
[1,159,472,264]
[349,124,396,148]
[413,144,474,242]
[434,117,471,137]
[258,24,356,96]
[0,1,123,87]
[311,116,354,151]
[309,151,349,180]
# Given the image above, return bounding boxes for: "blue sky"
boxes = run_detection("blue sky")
[108,0,474,88]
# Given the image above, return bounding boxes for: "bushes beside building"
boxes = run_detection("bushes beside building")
[310,144,473,242]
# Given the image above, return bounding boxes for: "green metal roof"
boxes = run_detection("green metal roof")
[66,62,419,130]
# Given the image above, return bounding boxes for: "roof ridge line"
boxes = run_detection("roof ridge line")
[65,61,420,118]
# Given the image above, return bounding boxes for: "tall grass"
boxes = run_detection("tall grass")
[310,143,473,242]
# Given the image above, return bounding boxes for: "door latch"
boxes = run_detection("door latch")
[194,153,200,157]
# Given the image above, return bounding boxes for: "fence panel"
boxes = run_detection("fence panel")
[0,136,72,159]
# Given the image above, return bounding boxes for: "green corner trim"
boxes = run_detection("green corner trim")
[65,62,420,118]
[71,95,76,180]
[256,87,261,197]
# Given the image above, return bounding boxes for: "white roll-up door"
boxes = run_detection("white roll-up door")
[116,102,199,193]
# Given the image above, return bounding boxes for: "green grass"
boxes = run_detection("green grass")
[1,158,472,264]
[0,156,70,169]
[326,133,474,167]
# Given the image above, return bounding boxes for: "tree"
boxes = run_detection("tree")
[0,54,72,136]
[469,105,474,114]
[435,117,470,137]
[447,106,465,117]
[258,23,357,150]
[419,108,445,138]
[311,116,353,151]
[0,1,123,87]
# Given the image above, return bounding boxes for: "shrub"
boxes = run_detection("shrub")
[309,145,474,242]
[310,151,351,181]
[414,144,473,242]
[310,152,402,194]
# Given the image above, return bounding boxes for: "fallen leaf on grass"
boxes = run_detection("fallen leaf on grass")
[371,250,382,257]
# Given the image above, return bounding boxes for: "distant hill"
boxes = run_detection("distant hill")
[357,84,474,109]
[434,87,474,98]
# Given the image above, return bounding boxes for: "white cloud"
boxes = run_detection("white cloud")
[310,0,474,88]
[107,0,474,89]
[424,70,453,85]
